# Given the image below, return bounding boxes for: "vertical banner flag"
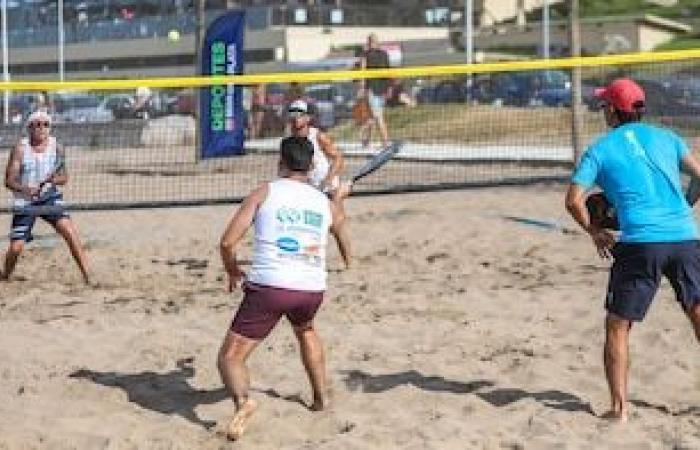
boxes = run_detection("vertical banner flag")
[200,10,245,158]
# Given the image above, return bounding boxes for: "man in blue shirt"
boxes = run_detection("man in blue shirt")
[566,78,700,422]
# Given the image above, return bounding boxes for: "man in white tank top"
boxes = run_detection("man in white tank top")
[287,100,345,191]
[287,100,353,265]
[1,111,90,284]
[217,136,350,440]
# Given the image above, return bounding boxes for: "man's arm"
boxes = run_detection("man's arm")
[329,200,351,269]
[565,183,615,259]
[317,131,344,191]
[219,183,268,291]
[4,144,33,196]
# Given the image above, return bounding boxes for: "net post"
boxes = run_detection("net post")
[569,0,584,166]
[194,0,206,164]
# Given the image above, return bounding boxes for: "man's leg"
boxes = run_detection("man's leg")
[52,217,90,284]
[1,240,25,281]
[359,117,373,149]
[375,113,389,148]
[293,321,329,411]
[369,94,389,147]
[217,331,260,440]
[603,313,632,421]
[2,213,33,281]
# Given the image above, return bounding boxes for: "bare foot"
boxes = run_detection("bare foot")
[601,409,628,423]
[310,389,333,411]
[226,399,258,440]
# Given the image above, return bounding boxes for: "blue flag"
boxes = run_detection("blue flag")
[200,10,245,159]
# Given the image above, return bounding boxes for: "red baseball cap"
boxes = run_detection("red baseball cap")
[594,78,645,113]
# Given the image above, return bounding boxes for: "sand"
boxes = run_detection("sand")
[0,186,699,449]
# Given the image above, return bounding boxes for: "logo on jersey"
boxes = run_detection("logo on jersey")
[276,207,324,228]
[276,237,300,253]
[304,210,323,228]
[276,207,302,225]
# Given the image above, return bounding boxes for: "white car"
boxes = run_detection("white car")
[53,94,114,123]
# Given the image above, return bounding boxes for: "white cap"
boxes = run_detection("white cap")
[26,109,52,127]
[288,99,309,114]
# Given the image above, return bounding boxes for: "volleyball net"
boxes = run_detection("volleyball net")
[1,49,700,211]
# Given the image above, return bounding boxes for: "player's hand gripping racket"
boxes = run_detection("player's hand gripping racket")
[686,177,700,207]
[589,177,700,232]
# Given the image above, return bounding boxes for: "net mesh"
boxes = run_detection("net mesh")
[1,52,700,211]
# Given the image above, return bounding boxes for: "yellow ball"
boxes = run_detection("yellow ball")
[168,30,180,42]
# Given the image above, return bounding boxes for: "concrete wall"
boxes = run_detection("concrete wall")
[478,0,565,27]
[283,27,450,62]
[5,28,286,79]
[638,24,677,51]
[3,26,450,80]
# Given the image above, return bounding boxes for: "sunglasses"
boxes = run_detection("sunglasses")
[288,109,307,118]
[29,121,51,128]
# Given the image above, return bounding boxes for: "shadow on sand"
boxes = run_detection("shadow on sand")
[341,369,595,414]
[69,357,227,429]
[630,399,700,417]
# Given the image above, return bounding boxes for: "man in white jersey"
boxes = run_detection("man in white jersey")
[217,136,350,440]
[287,100,352,265]
[1,111,90,284]
[287,100,345,193]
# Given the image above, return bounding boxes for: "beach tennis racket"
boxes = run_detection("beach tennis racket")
[686,177,700,206]
[350,140,402,184]
[586,177,700,232]
[34,156,65,203]
[586,193,619,231]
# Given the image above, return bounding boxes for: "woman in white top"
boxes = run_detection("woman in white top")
[218,136,350,440]
[1,111,90,284]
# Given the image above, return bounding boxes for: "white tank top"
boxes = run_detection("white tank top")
[306,127,330,188]
[247,178,332,292]
[12,137,59,207]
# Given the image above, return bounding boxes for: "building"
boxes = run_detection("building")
[2,0,458,80]
[469,14,692,55]
[1,1,691,81]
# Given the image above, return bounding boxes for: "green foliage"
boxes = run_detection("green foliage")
[580,0,700,18]
[655,37,700,50]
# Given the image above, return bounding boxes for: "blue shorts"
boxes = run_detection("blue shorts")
[368,91,385,117]
[606,241,700,321]
[10,195,69,242]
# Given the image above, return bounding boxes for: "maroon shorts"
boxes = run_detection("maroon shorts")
[230,282,324,340]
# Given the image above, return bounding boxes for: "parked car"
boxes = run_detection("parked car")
[662,77,700,115]
[53,93,114,123]
[103,93,136,119]
[304,82,354,128]
[474,70,571,107]
[416,79,469,104]
[0,93,37,124]
[172,89,195,116]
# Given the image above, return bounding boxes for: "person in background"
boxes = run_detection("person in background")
[358,33,391,150]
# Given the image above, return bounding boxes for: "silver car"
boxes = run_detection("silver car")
[54,94,114,123]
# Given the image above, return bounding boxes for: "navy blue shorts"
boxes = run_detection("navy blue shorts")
[10,195,69,243]
[606,241,700,321]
